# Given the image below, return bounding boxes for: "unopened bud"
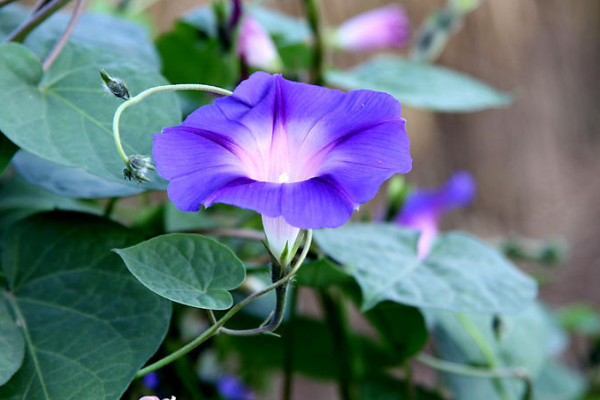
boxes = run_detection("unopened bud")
[124,155,155,184]
[100,69,130,100]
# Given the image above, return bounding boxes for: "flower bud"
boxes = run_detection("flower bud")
[124,155,155,184]
[100,69,130,100]
[331,5,410,52]
[237,16,283,72]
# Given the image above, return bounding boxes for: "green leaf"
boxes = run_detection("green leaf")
[533,360,586,400]
[218,316,396,380]
[184,5,310,46]
[365,302,428,363]
[558,303,600,336]
[0,176,100,234]
[314,223,537,313]
[326,56,513,112]
[361,373,445,400]
[0,299,24,386]
[0,133,17,175]
[0,212,171,400]
[295,258,354,289]
[0,42,180,190]
[249,6,311,46]
[1,4,159,68]
[115,233,246,310]
[12,151,143,198]
[156,21,237,114]
[429,302,566,400]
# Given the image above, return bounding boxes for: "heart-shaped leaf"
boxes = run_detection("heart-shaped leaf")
[115,234,246,310]
[315,223,537,313]
[0,212,171,400]
[0,299,24,386]
[0,42,180,190]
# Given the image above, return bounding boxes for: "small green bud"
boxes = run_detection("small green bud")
[124,155,155,184]
[100,69,130,100]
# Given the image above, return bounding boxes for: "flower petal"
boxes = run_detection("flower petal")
[281,177,356,229]
[209,178,283,217]
[319,119,412,204]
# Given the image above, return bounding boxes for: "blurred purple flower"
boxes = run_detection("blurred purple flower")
[142,371,159,390]
[153,72,411,264]
[237,16,282,72]
[217,375,255,400]
[138,396,175,400]
[396,171,475,259]
[333,5,410,51]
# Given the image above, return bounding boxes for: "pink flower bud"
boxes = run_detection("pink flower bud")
[237,16,282,72]
[333,5,410,51]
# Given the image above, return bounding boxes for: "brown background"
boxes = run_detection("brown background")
[146,0,600,397]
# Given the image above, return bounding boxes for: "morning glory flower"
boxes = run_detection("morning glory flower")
[217,375,256,400]
[396,171,475,259]
[331,5,410,52]
[153,72,411,265]
[237,16,283,72]
[139,396,175,400]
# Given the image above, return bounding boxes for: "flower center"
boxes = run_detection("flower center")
[278,172,290,183]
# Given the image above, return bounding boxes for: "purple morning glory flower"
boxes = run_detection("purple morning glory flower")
[216,375,255,400]
[332,5,411,52]
[153,72,411,263]
[396,171,475,259]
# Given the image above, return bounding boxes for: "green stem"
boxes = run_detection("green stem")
[282,287,298,400]
[112,83,233,165]
[134,230,313,379]
[4,0,72,43]
[319,289,360,400]
[103,197,118,218]
[456,313,514,400]
[42,0,86,71]
[417,353,532,399]
[303,0,325,85]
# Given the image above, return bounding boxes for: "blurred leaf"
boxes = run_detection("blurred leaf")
[155,21,237,114]
[164,201,218,232]
[218,316,395,380]
[315,223,537,313]
[451,0,482,13]
[0,133,17,175]
[0,43,179,189]
[410,6,463,63]
[295,258,353,289]
[326,56,513,112]
[248,6,311,46]
[558,304,600,336]
[115,234,246,310]
[429,302,566,400]
[0,212,171,400]
[366,302,429,363]
[184,5,311,46]
[12,151,144,198]
[533,360,586,400]
[1,4,159,68]
[0,299,24,386]
[0,176,100,234]
[362,373,445,400]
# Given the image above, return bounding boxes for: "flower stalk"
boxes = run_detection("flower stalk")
[134,230,313,379]
[111,83,233,182]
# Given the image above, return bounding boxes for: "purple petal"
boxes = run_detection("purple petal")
[281,177,356,229]
[319,119,411,204]
[397,171,476,228]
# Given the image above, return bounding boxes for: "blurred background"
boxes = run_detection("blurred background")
[142,0,600,306]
